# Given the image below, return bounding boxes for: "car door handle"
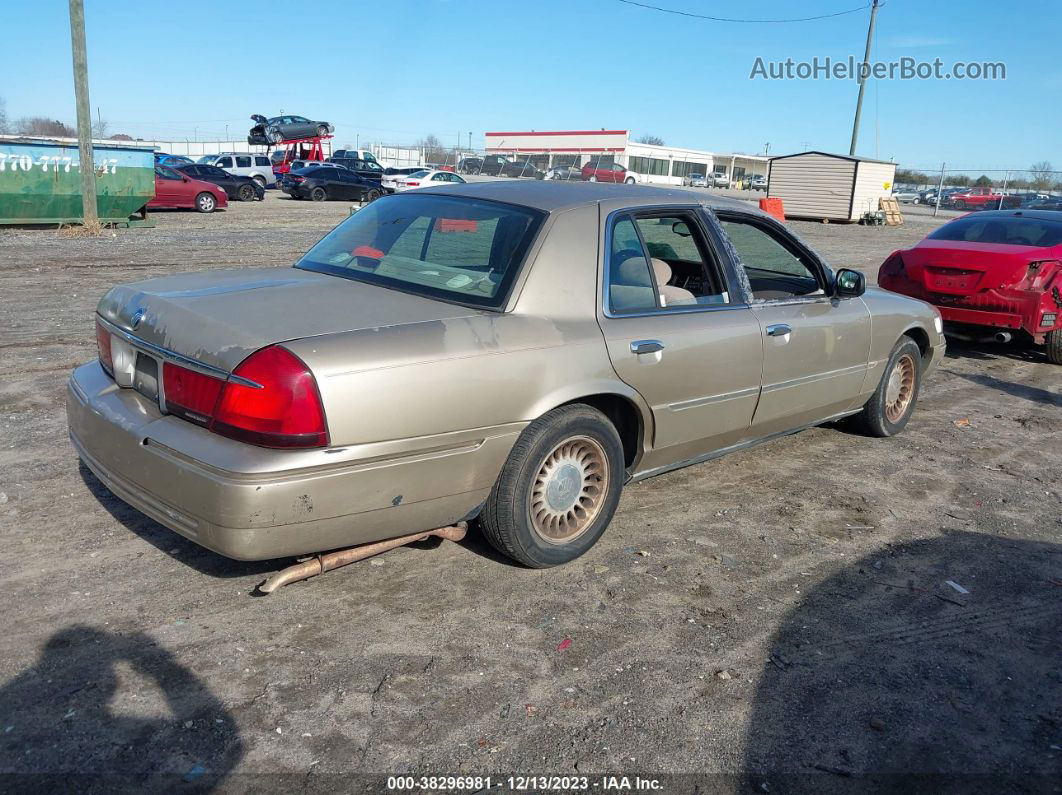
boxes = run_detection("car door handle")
[765,324,792,337]
[630,340,665,355]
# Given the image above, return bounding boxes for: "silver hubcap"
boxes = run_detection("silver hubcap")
[200,196,213,210]
[530,436,608,544]
[884,353,916,422]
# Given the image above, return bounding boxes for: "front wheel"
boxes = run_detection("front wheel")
[480,404,624,568]
[851,337,922,437]
[589,175,597,182]
[364,189,381,202]
[953,200,966,210]
[1045,329,1062,364]
[194,192,216,213]
[237,184,256,202]
[625,177,635,184]
[310,186,327,202]
[317,125,329,137]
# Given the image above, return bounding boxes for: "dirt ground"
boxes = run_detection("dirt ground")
[0,190,1059,793]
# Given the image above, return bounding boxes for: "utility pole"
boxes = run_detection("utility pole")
[69,0,98,228]
[849,0,879,156]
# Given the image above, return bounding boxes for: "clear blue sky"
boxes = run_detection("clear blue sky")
[3,0,1059,174]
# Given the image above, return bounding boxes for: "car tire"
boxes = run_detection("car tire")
[625,177,635,184]
[252,175,267,188]
[953,200,966,210]
[480,404,624,568]
[316,125,329,137]
[851,337,923,437]
[237,184,256,202]
[365,189,381,202]
[1045,329,1062,365]
[195,192,216,213]
[589,176,597,182]
[310,187,327,202]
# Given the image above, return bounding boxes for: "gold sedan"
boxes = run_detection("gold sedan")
[68,182,945,568]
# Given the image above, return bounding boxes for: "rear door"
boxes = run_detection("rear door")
[597,206,763,470]
[715,210,871,434]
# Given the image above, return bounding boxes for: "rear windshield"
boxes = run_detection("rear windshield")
[928,216,1062,247]
[295,194,544,308]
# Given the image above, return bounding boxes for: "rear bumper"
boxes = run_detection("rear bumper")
[68,362,517,560]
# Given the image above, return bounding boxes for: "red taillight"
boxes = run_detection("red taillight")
[161,346,328,448]
[212,346,328,448]
[95,319,113,375]
[879,252,906,281]
[291,176,305,182]
[405,181,419,186]
[163,362,225,427]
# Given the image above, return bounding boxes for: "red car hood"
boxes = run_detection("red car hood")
[902,240,1049,295]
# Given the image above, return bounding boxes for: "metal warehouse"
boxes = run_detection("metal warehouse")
[484,129,769,186]
[767,151,897,222]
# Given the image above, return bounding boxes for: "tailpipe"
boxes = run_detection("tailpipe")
[257,522,468,594]
[994,331,1012,343]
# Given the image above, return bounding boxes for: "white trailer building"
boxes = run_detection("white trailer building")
[767,151,896,222]
[483,129,769,187]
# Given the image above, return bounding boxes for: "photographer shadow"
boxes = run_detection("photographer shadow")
[0,625,244,791]
[744,530,1062,791]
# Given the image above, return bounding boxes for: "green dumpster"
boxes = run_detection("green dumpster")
[0,139,155,225]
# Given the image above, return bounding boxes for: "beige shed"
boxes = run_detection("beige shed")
[767,151,897,222]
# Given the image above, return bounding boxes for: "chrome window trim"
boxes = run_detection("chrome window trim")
[601,205,750,320]
[97,316,263,389]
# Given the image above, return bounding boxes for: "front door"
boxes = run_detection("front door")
[597,208,763,471]
[715,212,872,434]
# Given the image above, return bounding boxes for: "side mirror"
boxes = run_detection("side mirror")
[834,268,866,298]
[671,221,692,237]
[181,176,189,182]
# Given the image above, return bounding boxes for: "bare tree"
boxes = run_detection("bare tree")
[636,134,665,146]
[417,134,449,164]
[14,117,77,137]
[1029,160,1053,190]
[92,117,109,139]
[0,97,8,135]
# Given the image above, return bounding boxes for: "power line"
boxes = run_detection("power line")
[613,0,871,23]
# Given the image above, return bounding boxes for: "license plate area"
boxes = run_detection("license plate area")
[133,352,160,403]
[925,267,981,293]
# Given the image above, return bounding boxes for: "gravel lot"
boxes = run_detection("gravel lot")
[1,189,1059,792]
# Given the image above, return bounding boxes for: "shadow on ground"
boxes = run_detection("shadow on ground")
[744,530,1062,792]
[0,626,243,790]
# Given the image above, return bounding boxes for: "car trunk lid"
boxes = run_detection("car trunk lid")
[904,241,1040,296]
[97,267,483,372]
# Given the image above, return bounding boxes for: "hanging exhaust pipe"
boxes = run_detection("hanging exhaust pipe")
[994,331,1012,343]
[257,522,468,594]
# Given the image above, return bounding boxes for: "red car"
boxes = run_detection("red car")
[878,210,1062,363]
[148,165,228,213]
[581,160,637,184]
[946,187,1020,211]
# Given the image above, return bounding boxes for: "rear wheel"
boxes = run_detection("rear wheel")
[589,175,597,182]
[1046,329,1062,364]
[310,186,327,202]
[852,337,922,437]
[237,184,256,202]
[953,199,966,210]
[194,192,216,213]
[480,404,624,568]
[625,177,635,184]
[317,124,329,137]
[365,189,381,202]
[252,175,266,188]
